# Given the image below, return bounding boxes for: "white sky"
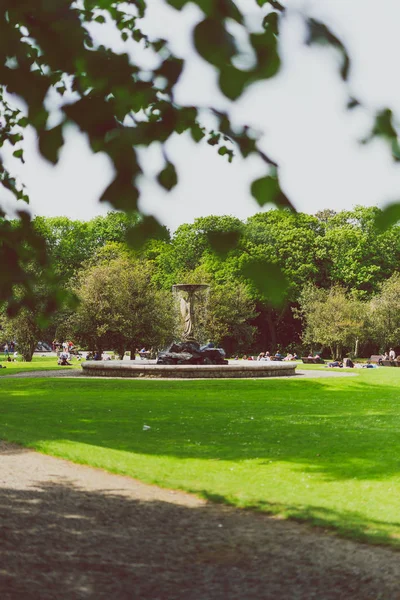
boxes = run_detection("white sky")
[2,0,400,231]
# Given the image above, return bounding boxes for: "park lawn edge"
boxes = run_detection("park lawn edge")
[2,373,400,549]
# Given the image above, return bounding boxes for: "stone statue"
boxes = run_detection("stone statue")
[180,295,193,339]
[172,283,209,342]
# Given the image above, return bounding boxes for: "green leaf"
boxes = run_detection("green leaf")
[38,124,64,165]
[306,18,350,80]
[126,216,169,249]
[251,175,294,210]
[100,177,139,211]
[250,31,280,80]
[193,18,236,68]
[191,123,206,142]
[241,259,289,307]
[12,149,24,162]
[17,117,29,128]
[157,162,178,191]
[207,132,220,146]
[218,65,248,100]
[375,203,400,231]
[347,97,360,110]
[373,109,397,139]
[262,12,279,34]
[257,0,284,9]
[156,57,184,90]
[207,230,241,256]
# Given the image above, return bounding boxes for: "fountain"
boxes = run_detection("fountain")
[157,284,228,366]
[81,282,297,378]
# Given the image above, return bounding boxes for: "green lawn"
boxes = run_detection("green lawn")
[0,354,77,375]
[1,368,400,546]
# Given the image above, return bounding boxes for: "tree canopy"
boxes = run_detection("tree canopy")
[1,208,399,358]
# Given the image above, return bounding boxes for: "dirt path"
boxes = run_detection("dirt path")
[1,441,400,599]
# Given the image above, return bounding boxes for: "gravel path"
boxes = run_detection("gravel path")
[1,441,400,599]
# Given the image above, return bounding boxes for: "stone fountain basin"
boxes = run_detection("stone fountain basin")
[81,360,297,378]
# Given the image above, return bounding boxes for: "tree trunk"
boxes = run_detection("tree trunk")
[116,345,125,360]
[266,310,277,351]
[130,347,136,360]
[20,342,36,362]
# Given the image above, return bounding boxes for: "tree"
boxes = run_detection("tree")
[4,0,388,310]
[0,262,72,360]
[65,251,175,356]
[369,273,400,351]
[0,307,41,361]
[32,212,148,283]
[317,207,400,297]
[296,284,368,359]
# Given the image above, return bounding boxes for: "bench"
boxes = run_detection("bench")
[382,360,400,367]
[301,357,325,364]
[369,355,382,364]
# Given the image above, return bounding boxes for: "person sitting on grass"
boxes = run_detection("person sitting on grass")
[328,360,343,368]
[343,357,354,368]
[379,352,389,365]
[58,352,72,366]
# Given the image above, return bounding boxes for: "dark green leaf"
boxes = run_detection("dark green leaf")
[306,18,350,81]
[241,259,289,307]
[251,175,294,209]
[126,216,169,249]
[157,162,178,191]
[347,97,360,110]
[193,18,236,68]
[218,65,248,100]
[100,177,139,211]
[12,148,24,162]
[38,124,64,165]
[207,230,241,255]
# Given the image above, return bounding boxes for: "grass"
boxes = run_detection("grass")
[1,367,400,546]
[0,354,77,376]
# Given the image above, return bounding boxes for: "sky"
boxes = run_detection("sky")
[2,0,400,231]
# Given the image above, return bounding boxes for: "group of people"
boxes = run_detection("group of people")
[327,357,354,368]
[3,342,18,361]
[257,351,298,361]
[378,348,400,364]
[56,340,78,365]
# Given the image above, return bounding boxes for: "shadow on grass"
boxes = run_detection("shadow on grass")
[200,491,400,547]
[1,469,400,600]
[1,376,400,483]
